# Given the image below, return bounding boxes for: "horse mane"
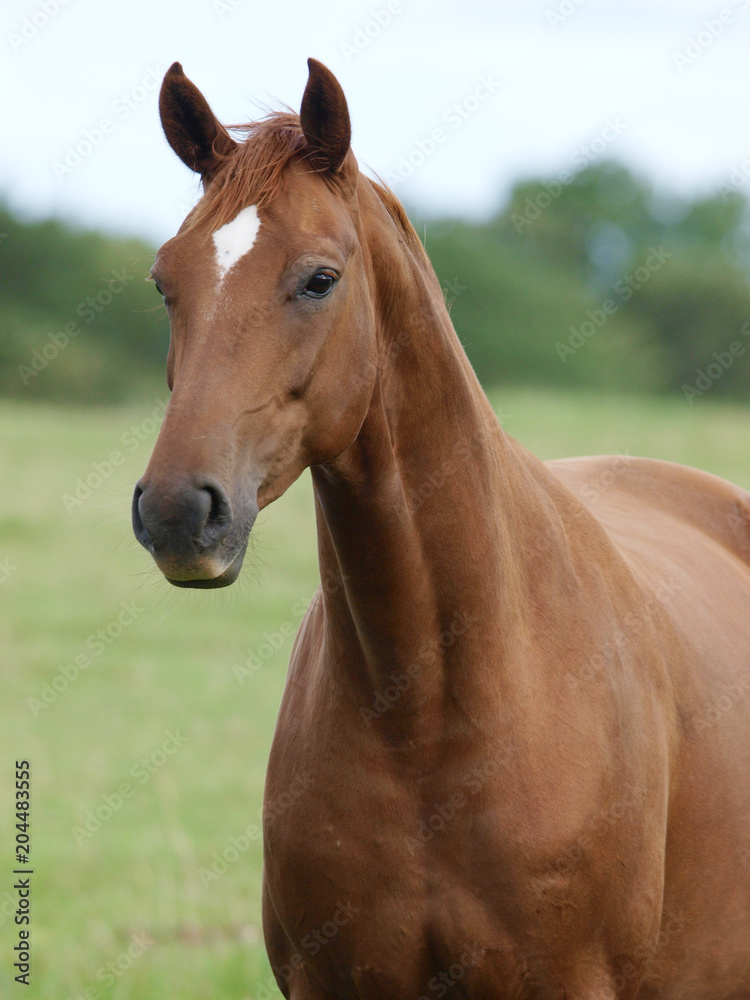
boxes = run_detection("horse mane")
[184,111,309,231]
[368,179,430,265]
[184,111,430,271]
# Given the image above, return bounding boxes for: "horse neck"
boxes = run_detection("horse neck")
[310,180,561,743]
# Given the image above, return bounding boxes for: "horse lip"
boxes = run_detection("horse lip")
[166,548,246,589]
[145,497,258,588]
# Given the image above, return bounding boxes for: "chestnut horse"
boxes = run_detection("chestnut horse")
[133,59,750,999]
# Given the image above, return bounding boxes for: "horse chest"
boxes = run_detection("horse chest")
[263,810,563,1000]
[262,681,671,1000]
[262,737,550,999]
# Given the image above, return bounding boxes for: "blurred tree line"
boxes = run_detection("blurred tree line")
[423,160,750,401]
[3,159,750,404]
[0,206,168,403]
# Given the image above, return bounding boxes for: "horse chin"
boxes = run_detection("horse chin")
[166,549,246,589]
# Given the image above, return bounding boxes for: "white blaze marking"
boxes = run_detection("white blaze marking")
[212,205,261,279]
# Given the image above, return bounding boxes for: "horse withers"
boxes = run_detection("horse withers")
[133,58,750,999]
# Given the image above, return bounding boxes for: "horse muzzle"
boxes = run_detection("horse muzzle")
[132,475,256,588]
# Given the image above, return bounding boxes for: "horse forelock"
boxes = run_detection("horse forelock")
[183,112,310,233]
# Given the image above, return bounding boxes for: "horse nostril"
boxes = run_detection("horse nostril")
[132,478,233,556]
[198,480,233,549]
[132,483,152,550]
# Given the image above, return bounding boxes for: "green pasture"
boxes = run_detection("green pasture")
[1,387,748,999]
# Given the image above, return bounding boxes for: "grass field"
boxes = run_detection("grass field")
[2,386,749,999]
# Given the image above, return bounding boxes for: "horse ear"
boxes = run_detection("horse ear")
[159,62,237,179]
[300,58,352,173]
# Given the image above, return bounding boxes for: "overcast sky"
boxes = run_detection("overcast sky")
[3,0,750,245]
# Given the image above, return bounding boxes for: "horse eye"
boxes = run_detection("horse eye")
[153,280,165,299]
[304,271,336,297]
